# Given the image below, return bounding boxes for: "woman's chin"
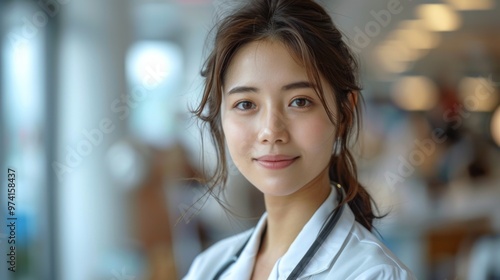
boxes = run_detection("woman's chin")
[251,179,302,197]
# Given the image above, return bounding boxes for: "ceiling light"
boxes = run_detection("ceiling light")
[417,4,462,32]
[458,77,499,112]
[375,43,409,73]
[491,107,500,146]
[391,76,439,111]
[384,39,419,62]
[444,0,495,10]
[396,20,441,49]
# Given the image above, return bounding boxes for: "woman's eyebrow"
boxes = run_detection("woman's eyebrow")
[226,81,315,95]
[282,81,316,91]
[226,86,258,95]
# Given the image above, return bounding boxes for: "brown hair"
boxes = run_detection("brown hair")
[193,0,378,230]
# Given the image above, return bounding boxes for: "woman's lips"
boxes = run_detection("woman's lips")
[254,155,299,170]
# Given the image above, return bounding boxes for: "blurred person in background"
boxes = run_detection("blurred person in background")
[183,0,415,279]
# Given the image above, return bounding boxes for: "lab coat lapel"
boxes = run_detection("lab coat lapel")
[219,213,268,280]
[274,185,355,278]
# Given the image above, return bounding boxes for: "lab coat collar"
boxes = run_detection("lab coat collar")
[221,184,355,279]
[276,185,355,278]
[219,209,267,280]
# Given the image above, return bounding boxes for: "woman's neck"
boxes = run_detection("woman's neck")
[259,171,332,259]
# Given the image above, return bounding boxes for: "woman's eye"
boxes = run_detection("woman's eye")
[290,98,312,108]
[235,101,256,110]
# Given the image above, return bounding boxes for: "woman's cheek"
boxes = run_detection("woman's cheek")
[302,119,336,152]
[223,117,253,156]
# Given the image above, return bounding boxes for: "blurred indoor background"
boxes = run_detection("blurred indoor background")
[0,0,499,279]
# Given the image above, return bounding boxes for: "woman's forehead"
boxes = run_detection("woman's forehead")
[224,40,312,90]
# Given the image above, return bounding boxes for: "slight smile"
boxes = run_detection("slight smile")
[254,155,300,170]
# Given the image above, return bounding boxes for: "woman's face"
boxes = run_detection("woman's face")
[221,40,337,197]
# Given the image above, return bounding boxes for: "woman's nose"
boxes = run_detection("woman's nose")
[257,110,289,144]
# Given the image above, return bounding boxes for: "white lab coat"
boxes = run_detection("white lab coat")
[183,186,416,279]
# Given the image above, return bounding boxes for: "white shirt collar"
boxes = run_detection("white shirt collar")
[221,184,355,279]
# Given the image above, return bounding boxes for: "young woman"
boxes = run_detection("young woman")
[184,0,416,279]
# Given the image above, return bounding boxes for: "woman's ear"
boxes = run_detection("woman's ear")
[348,91,358,108]
[337,91,358,137]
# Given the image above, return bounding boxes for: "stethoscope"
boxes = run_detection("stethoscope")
[212,183,346,280]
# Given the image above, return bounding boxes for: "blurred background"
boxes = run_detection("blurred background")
[0,0,499,279]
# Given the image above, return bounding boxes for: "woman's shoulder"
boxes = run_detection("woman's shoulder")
[182,228,253,279]
[332,220,416,279]
[349,222,405,264]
